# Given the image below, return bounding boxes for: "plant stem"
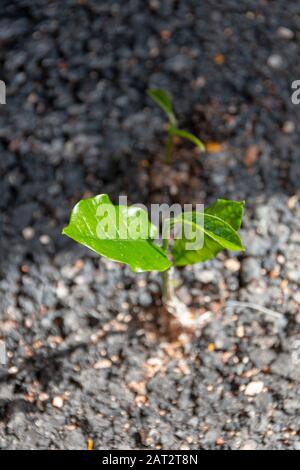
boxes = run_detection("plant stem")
[161,238,172,303]
[162,268,171,303]
[164,132,174,165]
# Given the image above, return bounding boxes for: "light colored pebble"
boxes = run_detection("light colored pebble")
[277,26,294,39]
[56,281,69,299]
[93,359,112,369]
[240,439,258,450]
[283,121,295,134]
[267,54,283,69]
[22,227,35,240]
[52,396,64,408]
[40,234,50,245]
[197,270,215,283]
[225,258,240,272]
[245,381,264,396]
[236,325,245,338]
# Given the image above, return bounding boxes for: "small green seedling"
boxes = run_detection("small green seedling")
[63,195,244,326]
[147,88,205,164]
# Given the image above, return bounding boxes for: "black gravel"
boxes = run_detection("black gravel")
[1,0,300,450]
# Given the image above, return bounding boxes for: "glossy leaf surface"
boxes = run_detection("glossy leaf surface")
[63,194,171,272]
[172,200,245,266]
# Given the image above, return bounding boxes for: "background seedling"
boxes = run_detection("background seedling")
[63,195,244,327]
[147,88,205,164]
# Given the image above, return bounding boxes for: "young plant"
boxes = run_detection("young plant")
[63,195,244,326]
[147,88,205,164]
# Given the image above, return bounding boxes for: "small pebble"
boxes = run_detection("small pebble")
[216,438,225,446]
[52,396,64,408]
[22,227,35,240]
[197,270,215,283]
[236,325,245,338]
[56,282,68,299]
[287,195,298,209]
[40,235,51,245]
[245,381,264,396]
[267,54,283,69]
[240,440,258,450]
[282,121,295,134]
[39,393,49,402]
[214,53,225,65]
[277,26,294,39]
[93,359,112,369]
[225,259,240,272]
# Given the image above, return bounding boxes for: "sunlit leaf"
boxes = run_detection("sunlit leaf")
[172,200,245,266]
[205,199,244,230]
[63,194,171,272]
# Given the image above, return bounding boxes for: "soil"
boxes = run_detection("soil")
[1,0,300,450]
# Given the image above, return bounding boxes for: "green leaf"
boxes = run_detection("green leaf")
[62,194,171,273]
[169,127,205,152]
[147,88,177,126]
[205,199,244,230]
[171,200,245,266]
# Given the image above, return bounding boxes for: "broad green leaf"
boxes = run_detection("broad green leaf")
[62,194,171,272]
[205,199,244,230]
[169,127,205,152]
[147,88,177,126]
[171,202,245,266]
